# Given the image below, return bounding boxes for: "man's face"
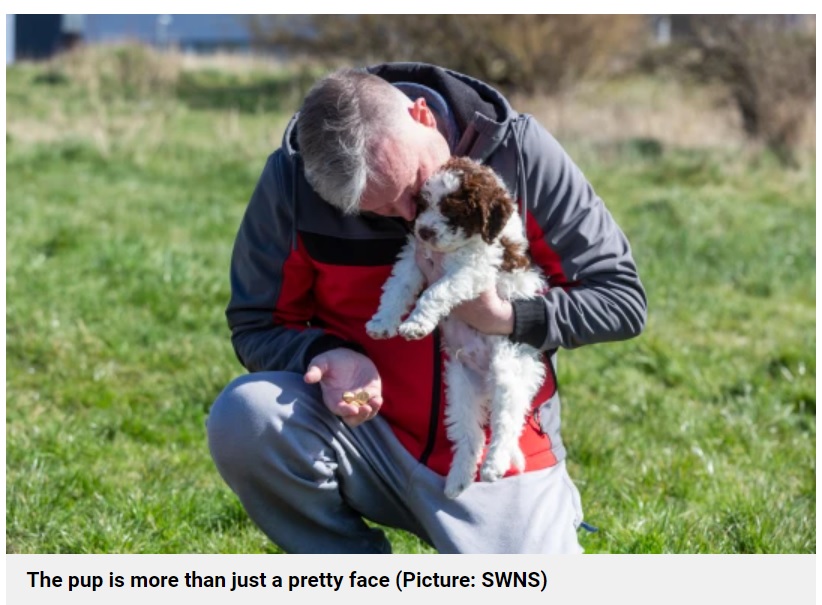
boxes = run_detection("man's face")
[359,100,451,222]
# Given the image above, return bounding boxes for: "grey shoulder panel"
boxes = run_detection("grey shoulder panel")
[225,151,336,373]
[517,117,647,349]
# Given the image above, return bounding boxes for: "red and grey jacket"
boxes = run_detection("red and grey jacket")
[226,63,646,477]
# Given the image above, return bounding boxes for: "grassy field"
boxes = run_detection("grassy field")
[5,48,816,554]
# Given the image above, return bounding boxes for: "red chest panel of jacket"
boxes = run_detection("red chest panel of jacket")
[286,234,558,477]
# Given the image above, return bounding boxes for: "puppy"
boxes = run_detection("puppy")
[366,157,547,498]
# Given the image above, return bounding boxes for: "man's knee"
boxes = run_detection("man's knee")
[207,372,304,485]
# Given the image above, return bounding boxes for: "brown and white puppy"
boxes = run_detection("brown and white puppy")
[367,157,547,498]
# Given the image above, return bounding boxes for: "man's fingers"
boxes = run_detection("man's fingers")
[303,363,325,384]
[339,395,382,427]
[340,404,370,428]
[357,396,382,423]
[367,395,383,413]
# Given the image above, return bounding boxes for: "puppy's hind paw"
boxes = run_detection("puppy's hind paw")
[444,472,472,499]
[480,455,510,484]
[479,465,506,484]
[510,448,525,473]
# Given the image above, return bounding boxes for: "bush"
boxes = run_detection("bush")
[247,15,646,94]
[51,42,182,100]
[688,16,815,164]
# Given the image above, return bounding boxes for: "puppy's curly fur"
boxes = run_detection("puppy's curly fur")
[367,157,547,498]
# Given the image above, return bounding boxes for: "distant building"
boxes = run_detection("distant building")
[8,14,816,63]
[10,14,85,61]
[651,14,816,45]
[83,14,253,53]
[6,14,255,62]
[651,15,695,45]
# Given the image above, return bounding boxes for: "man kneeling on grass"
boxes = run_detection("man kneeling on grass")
[207,63,646,554]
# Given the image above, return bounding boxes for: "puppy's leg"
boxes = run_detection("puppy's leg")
[366,239,425,339]
[443,358,488,499]
[399,262,491,340]
[481,343,545,483]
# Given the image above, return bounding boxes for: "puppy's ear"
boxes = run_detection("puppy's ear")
[481,191,514,244]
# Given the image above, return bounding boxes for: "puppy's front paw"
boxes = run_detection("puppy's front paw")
[398,317,436,340]
[366,317,398,340]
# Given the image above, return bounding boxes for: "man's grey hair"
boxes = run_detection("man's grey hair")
[297,68,409,214]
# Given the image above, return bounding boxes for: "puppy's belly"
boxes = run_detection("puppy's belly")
[441,317,494,375]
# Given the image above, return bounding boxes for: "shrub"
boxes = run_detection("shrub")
[246,15,646,94]
[51,42,182,100]
[688,15,815,164]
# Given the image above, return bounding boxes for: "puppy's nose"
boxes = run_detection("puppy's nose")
[417,226,435,241]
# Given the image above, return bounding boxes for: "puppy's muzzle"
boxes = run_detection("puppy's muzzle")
[417,226,436,242]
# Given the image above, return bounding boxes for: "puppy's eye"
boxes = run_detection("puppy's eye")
[414,193,429,211]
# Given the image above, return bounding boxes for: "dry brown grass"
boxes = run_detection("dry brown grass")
[54,42,182,99]
[7,44,181,155]
[6,105,178,161]
[514,76,815,151]
[177,50,291,74]
[10,43,813,155]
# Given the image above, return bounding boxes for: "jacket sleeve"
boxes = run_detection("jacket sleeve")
[510,116,647,350]
[226,151,363,374]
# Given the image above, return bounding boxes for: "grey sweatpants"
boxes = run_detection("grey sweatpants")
[207,371,584,554]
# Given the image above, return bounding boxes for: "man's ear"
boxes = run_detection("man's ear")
[409,98,437,129]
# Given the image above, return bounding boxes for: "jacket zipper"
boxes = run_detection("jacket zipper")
[418,328,442,466]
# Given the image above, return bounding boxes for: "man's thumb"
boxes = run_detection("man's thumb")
[304,364,324,384]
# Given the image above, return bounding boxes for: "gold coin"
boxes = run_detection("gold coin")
[342,390,369,405]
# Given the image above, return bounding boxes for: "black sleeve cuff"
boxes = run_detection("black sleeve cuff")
[303,334,367,368]
[510,298,548,349]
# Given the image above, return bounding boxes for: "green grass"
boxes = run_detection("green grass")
[5,51,815,554]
